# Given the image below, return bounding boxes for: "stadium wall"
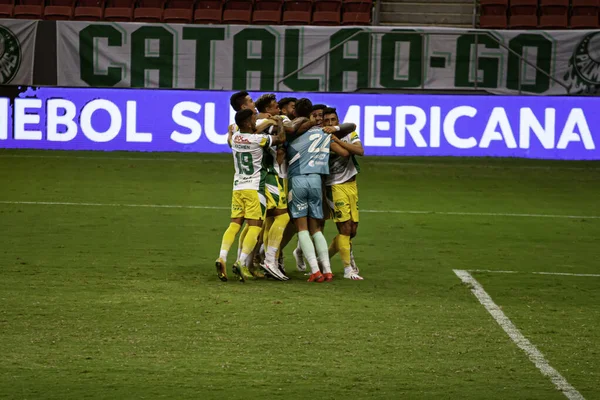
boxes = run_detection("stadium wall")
[1,19,599,160]
[2,19,600,95]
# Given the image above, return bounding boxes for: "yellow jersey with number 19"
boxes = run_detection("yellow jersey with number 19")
[231,132,272,191]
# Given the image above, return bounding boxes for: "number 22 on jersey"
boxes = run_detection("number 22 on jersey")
[307,133,330,154]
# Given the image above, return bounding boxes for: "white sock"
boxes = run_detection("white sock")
[344,266,353,276]
[312,231,332,274]
[295,240,303,257]
[298,231,319,274]
[239,252,251,267]
[265,246,278,265]
[219,250,228,262]
[245,249,254,267]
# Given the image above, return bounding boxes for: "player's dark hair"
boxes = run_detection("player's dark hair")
[230,91,249,112]
[323,107,338,117]
[235,109,254,129]
[295,98,313,118]
[312,104,327,112]
[278,97,296,109]
[255,94,277,113]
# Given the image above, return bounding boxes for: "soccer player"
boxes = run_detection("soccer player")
[291,102,330,272]
[227,91,277,278]
[322,107,364,280]
[286,98,354,282]
[311,104,327,127]
[278,97,296,120]
[230,91,255,112]
[228,91,275,135]
[215,109,286,282]
[254,94,290,281]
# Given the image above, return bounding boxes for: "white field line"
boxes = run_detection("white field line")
[1,153,599,171]
[469,269,600,278]
[453,269,585,400]
[0,200,599,220]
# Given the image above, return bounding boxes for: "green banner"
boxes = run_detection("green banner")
[56,22,600,95]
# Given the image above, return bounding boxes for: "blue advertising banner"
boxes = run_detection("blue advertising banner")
[0,87,598,160]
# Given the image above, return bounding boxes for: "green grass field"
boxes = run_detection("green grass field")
[1,149,599,399]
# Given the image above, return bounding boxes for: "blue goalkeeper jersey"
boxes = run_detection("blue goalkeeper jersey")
[287,126,331,178]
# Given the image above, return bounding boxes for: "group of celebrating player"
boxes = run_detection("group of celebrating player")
[214,91,364,283]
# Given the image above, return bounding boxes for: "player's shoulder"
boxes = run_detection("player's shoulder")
[281,115,293,127]
[348,131,361,143]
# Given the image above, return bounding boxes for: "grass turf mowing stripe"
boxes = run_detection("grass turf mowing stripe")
[454,269,585,400]
[469,269,600,277]
[2,153,600,171]
[0,200,599,220]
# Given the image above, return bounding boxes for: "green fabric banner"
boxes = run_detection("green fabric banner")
[56,22,600,95]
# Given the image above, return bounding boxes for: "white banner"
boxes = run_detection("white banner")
[0,19,37,85]
[56,22,600,95]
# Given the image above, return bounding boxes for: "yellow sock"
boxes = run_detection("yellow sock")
[237,224,249,260]
[265,213,290,264]
[262,217,274,248]
[219,222,241,262]
[239,226,262,266]
[336,234,352,268]
[329,235,339,259]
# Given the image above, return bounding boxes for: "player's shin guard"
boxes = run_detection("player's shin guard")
[239,226,262,267]
[265,213,290,265]
[262,217,274,249]
[298,230,319,274]
[295,240,304,258]
[312,231,332,274]
[329,235,339,259]
[219,222,241,261]
[237,224,249,260]
[336,234,352,268]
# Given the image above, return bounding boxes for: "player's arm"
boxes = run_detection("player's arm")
[285,117,314,141]
[284,117,313,135]
[256,119,276,133]
[322,123,357,139]
[330,140,350,157]
[332,134,364,156]
[270,117,286,146]
[227,124,236,148]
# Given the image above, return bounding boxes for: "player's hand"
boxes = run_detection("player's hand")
[322,126,337,134]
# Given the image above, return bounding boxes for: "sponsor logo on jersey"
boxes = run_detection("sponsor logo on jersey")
[234,135,251,144]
